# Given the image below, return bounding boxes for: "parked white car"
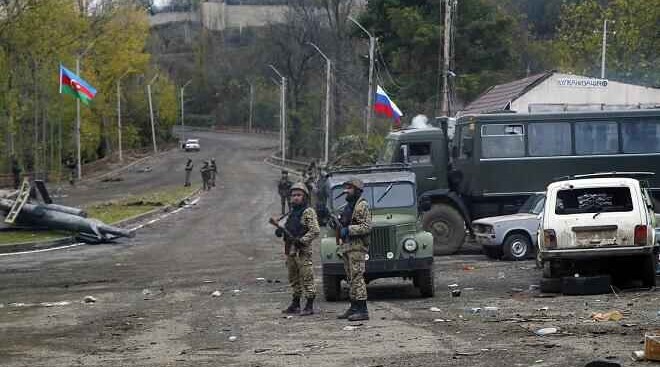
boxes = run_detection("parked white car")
[538,173,658,287]
[184,139,200,152]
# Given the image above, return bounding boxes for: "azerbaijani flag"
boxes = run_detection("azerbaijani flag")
[374,85,403,122]
[59,64,97,106]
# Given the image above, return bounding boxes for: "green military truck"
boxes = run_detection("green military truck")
[378,109,660,255]
[319,165,434,301]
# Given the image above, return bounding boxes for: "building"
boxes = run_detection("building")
[459,71,660,116]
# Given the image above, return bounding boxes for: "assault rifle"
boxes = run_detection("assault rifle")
[268,212,299,255]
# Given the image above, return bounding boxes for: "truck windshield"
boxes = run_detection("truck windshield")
[331,182,415,210]
[517,194,545,215]
[555,187,633,215]
[378,139,398,164]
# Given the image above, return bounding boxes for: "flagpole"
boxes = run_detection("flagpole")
[75,57,81,180]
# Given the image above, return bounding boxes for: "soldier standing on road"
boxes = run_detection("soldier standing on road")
[65,156,77,186]
[201,161,211,191]
[184,159,193,187]
[11,156,22,189]
[337,178,372,321]
[274,182,320,316]
[278,170,292,215]
[210,158,217,187]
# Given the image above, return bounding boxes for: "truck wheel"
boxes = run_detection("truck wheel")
[322,274,341,302]
[641,254,657,288]
[415,268,435,298]
[422,204,465,255]
[502,234,532,261]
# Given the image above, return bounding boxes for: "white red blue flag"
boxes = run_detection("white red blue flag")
[374,85,403,122]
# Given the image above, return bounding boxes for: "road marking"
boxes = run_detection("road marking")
[0,196,202,257]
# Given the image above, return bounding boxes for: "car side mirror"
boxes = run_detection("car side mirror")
[419,197,432,212]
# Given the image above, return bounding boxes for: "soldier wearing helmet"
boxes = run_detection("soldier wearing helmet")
[275,182,320,316]
[277,170,293,215]
[336,177,372,321]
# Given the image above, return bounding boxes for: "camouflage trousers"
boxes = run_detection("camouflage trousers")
[286,252,316,299]
[342,250,367,301]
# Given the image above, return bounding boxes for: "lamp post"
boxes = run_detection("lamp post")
[180,79,192,142]
[147,74,159,154]
[74,40,96,179]
[307,42,331,165]
[117,69,134,163]
[268,64,287,162]
[348,16,375,138]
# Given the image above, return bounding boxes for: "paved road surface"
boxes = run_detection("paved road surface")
[1,131,658,367]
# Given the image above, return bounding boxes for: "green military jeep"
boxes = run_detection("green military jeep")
[318,165,435,301]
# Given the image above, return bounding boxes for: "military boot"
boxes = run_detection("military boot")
[347,300,369,321]
[337,300,357,319]
[300,297,315,316]
[281,297,300,314]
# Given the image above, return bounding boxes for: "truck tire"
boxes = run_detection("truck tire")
[540,277,561,293]
[416,268,435,298]
[502,233,532,261]
[323,274,341,302]
[641,253,657,288]
[422,204,465,255]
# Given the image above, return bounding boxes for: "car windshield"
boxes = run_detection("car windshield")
[518,194,545,215]
[377,139,398,164]
[186,139,199,143]
[331,182,415,210]
[555,187,634,215]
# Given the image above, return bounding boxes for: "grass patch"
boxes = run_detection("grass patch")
[85,185,198,224]
[0,230,69,246]
[0,185,198,246]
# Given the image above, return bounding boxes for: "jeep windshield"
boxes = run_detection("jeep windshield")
[331,182,415,209]
[555,187,633,215]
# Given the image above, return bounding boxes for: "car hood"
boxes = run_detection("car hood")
[473,213,538,226]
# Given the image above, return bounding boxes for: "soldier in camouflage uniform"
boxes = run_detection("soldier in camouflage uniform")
[337,178,372,321]
[274,182,320,316]
[277,170,293,215]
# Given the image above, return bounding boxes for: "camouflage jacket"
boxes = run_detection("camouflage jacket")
[344,198,372,253]
[285,207,320,255]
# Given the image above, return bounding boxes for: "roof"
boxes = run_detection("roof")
[327,170,416,188]
[547,177,641,191]
[460,72,553,115]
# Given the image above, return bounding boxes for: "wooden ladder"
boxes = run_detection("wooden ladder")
[5,179,31,224]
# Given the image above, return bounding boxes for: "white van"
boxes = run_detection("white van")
[538,174,657,287]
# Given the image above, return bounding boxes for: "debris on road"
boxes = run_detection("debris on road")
[429,307,442,312]
[534,327,558,336]
[83,296,97,303]
[455,351,481,356]
[211,291,222,297]
[590,311,623,322]
[451,290,461,297]
[228,336,238,342]
[256,277,266,282]
[254,348,270,354]
[343,325,360,331]
[583,359,622,367]
[645,334,660,361]
[631,350,645,361]
[142,289,152,296]
[433,319,451,323]
[463,265,475,271]
[232,289,241,295]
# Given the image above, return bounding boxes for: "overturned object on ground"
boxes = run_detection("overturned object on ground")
[0,179,134,242]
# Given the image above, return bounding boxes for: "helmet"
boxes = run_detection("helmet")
[290,182,309,196]
[343,177,364,190]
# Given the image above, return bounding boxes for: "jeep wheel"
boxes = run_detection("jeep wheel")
[502,234,532,261]
[422,204,465,256]
[322,274,341,301]
[641,254,657,288]
[415,268,435,298]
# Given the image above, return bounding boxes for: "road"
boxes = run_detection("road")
[1,131,658,367]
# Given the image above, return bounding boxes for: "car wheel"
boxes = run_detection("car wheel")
[422,203,466,256]
[415,268,435,298]
[502,234,532,261]
[322,274,341,302]
[641,253,657,288]
[482,246,502,259]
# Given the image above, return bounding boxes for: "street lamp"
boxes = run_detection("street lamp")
[307,42,332,165]
[147,74,159,154]
[74,39,96,179]
[117,69,135,163]
[348,15,375,138]
[268,64,287,162]
[181,79,192,142]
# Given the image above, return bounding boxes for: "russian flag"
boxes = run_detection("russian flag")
[374,85,403,122]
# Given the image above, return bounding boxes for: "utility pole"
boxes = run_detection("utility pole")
[147,74,159,154]
[181,79,192,142]
[307,42,332,165]
[348,16,375,138]
[248,82,254,133]
[440,0,453,116]
[74,40,96,179]
[601,19,608,79]
[117,70,133,163]
[269,65,286,162]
